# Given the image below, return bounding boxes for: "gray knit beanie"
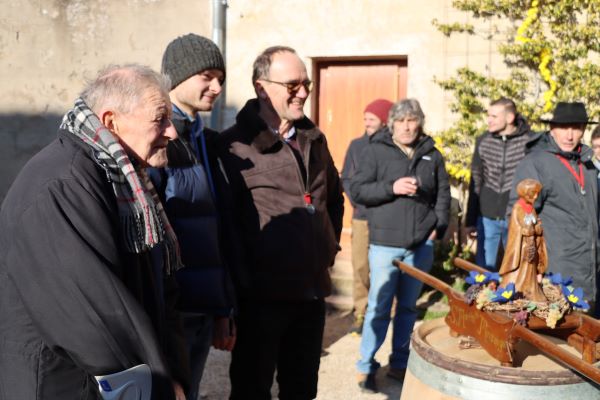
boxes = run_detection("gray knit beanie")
[161,33,225,90]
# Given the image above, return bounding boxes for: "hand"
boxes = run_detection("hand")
[392,176,418,196]
[464,226,477,238]
[173,381,186,400]
[212,316,236,351]
[428,231,437,241]
[521,225,534,236]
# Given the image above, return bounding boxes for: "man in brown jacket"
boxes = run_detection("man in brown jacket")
[218,46,344,400]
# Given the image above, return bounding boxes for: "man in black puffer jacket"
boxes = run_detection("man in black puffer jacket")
[351,98,450,393]
[465,98,535,270]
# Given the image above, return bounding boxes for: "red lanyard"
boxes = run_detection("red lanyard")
[555,154,585,194]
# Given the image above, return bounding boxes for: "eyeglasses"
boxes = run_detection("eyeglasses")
[261,79,313,94]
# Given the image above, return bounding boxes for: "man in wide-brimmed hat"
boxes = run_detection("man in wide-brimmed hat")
[507,101,599,314]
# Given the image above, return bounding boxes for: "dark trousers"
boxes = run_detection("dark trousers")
[229,298,325,400]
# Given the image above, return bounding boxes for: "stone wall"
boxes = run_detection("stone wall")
[225,0,509,130]
[0,0,213,201]
[0,0,508,200]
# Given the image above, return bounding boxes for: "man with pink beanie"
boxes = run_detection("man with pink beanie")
[341,98,394,336]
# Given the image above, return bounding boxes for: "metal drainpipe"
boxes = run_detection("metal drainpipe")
[210,0,227,130]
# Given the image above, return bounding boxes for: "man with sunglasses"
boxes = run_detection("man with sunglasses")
[218,46,344,400]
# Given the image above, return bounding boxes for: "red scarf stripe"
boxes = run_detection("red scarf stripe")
[517,198,534,214]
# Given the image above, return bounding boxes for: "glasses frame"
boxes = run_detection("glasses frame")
[261,78,313,94]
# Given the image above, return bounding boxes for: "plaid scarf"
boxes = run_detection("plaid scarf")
[60,98,182,274]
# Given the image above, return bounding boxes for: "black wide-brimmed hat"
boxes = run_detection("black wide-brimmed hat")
[541,102,598,124]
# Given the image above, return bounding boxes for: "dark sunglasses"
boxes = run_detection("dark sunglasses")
[261,79,313,94]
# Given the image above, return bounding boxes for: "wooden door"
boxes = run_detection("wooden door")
[312,58,407,230]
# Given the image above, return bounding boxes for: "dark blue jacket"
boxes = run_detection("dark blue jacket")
[149,112,236,316]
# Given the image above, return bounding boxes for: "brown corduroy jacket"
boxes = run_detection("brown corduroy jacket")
[218,99,344,301]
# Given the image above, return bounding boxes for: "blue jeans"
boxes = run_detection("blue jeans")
[183,313,214,400]
[479,217,508,271]
[356,241,434,374]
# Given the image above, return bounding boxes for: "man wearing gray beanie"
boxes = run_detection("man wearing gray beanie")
[161,33,226,91]
[148,33,238,400]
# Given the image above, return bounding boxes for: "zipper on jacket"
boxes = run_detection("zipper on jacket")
[403,142,422,242]
[499,135,507,192]
[283,137,315,214]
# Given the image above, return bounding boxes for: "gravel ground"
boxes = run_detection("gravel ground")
[197,308,408,399]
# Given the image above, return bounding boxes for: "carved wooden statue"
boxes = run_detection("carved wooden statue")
[499,179,548,302]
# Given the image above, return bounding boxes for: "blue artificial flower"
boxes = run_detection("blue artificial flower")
[548,272,573,287]
[491,283,515,303]
[562,286,590,310]
[465,271,500,286]
[466,271,486,285]
[487,272,500,283]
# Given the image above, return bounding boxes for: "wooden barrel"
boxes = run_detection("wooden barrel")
[400,318,600,400]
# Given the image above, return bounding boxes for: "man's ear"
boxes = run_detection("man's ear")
[254,81,268,100]
[506,112,516,126]
[100,110,118,135]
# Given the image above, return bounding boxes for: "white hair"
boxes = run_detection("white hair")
[80,64,171,114]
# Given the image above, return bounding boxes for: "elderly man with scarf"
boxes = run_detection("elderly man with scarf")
[0,65,189,399]
[508,101,600,315]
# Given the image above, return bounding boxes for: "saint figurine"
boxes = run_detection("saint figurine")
[499,179,548,302]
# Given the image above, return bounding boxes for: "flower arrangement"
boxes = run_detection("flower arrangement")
[551,273,590,310]
[463,271,588,329]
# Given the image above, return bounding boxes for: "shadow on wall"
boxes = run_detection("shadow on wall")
[0,113,63,203]
[203,105,239,133]
[0,106,242,203]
